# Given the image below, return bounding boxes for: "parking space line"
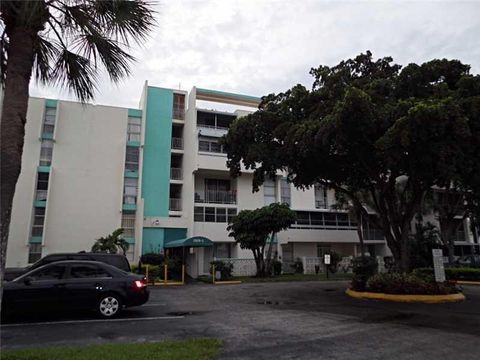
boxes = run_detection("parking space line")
[1,315,184,328]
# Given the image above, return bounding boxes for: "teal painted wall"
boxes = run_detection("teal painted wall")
[128,108,142,118]
[141,87,173,217]
[142,227,187,254]
[142,228,164,254]
[164,228,187,244]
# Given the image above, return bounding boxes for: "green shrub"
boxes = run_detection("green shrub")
[141,253,165,265]
[211,260,233,280]
[351,256,378,291]
[413,267,480,281]
[273,260,282,276]
[327,251,342,274]
[366,273,459,295]
[291,258,304,274]
[131,264,162,282]
[162,257,183,279]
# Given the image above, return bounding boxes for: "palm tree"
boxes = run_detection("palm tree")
[0,1,155,285]
[92,228,129,255]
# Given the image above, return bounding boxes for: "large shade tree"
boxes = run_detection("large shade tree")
[0,1,155,286]
[223,52,480,272]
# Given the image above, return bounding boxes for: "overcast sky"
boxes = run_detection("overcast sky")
[30,0,480,109]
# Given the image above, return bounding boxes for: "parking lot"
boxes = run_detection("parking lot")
[2,281,479,359]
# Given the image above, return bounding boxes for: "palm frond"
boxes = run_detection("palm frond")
[91,0,156,44]
[33,35,59,85]
[51,49,98,102]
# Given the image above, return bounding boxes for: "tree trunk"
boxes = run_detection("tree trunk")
[1,27,36,313]
[354,206,366,258]
[264,233,276,276]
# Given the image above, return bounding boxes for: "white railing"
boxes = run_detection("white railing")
[35,189,48,201]
[171,137,184,150]
[197,124,229,131]
[195,190,237,204]
[173,109,185,120]
[169,198,182,211]
[170,167,183,180]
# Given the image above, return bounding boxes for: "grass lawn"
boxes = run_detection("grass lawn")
[197,273,352,283]
[1,339,222,360]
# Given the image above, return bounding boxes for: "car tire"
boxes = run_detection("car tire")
[97,293,122,318]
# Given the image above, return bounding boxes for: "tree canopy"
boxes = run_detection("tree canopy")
[227,203,296,276]
[223,52,480,272]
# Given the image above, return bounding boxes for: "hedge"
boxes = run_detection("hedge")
[366,273,459,295]
[413,267,480,282]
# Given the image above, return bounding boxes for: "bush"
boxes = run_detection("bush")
[211,260,233,280]
[272,260,282,276]
[366,273,459,295]
[140,253,165,265]
[326,251,342,274]
[131,264,162,283]
[162,257,183,279]
[413,267,480,282]
[351,256,378,291]
[290,258,304,274]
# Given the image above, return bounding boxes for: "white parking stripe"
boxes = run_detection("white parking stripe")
[1,315,184,328]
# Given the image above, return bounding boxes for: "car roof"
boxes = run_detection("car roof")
[43,253,124,257]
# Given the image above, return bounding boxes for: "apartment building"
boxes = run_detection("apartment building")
[5,83,474,276]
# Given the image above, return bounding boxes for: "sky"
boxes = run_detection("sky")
[30,0,480,109]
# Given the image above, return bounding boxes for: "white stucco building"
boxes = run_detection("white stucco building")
[6,83,474,276]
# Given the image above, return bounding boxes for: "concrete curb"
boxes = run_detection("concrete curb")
[345,288,466,303]
[455,280,480,286]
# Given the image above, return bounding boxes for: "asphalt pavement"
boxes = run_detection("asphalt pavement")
[1,281,479,359]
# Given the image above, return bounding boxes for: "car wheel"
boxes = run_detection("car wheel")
[97,294,122,318]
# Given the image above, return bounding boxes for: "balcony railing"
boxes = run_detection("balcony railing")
[35,189,48,201]
[195,190,237,204]
[171,137,184,150]
[197,124,229,131]
[169,198,182,211]
[315,200,328,209]
[170,167,183,180]
[173,109,185,120]
[123,195,137,204]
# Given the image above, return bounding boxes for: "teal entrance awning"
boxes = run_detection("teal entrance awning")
[164,236,214,249]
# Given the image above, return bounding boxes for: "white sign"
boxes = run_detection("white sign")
[324,254,331,265]
[432,249,446,282]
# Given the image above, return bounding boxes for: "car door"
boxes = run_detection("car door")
[63,264,114,309]
[6,264,67,313]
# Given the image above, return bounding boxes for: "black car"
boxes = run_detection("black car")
[2,260,148,318]
[4,252,131,281]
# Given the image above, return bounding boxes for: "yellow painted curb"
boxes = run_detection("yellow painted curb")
[455,280,480,286]
[345,288,465,303]
[213,280,242,285]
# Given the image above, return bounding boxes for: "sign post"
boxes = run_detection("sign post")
[324,254,331,279]
[432,249,446,283]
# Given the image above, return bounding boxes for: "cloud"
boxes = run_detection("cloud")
[30,0,480,109]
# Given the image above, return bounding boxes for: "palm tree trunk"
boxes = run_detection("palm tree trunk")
[0,27,36,306]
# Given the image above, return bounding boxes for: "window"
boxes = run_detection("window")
[125,147,139,171]
[280,178,291,205]
[123,178,138,204]
[317,245,331,258]
[362,215,384,240]
[30,264,65,280]
[39,140,54,166]
[28,244,42,264]
[197,110,235,129]
[291,211,357,230]
[127,117,141,142]
[43,107,56,133]
[264,178,277,205]
[121,213,136,238]
[214,243,231,258]
[199,137,226,154]
[173,94,185,120]
[36,172,49,191]
[70,265,111,278]
[126,246,135,262]
[193,207,237,223]
[31,207,45,237]
[205,207,215,222]
[203,179,235,204]
[314,184,328,209]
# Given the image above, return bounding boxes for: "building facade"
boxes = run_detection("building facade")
[5,83,474,275]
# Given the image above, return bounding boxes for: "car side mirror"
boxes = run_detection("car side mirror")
[23,276,33,285]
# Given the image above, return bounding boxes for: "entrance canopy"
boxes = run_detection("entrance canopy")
[164,236,214,249]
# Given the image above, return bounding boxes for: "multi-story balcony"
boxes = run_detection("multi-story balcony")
[169,198,182,211]
[35,189,48,201]
[195,190,237,204]
[170,167,183,180]
[171,137,184,150]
